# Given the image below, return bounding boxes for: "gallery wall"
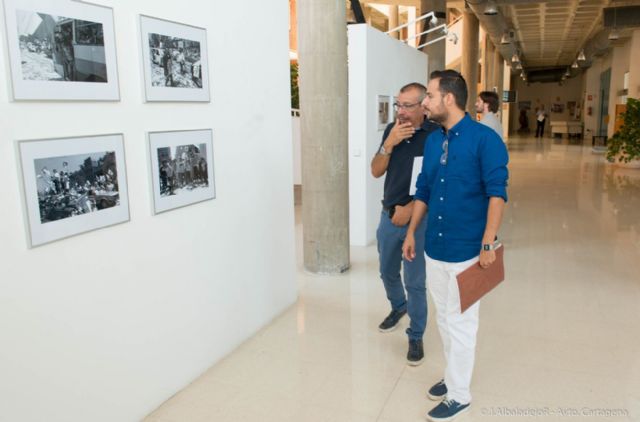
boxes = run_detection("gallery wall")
[348,24,429,246]
[0,1,296,421]
[581,31,640,139]
[509,74,584,136]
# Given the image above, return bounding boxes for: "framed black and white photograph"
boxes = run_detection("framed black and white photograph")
[17,134,129,247]
[148,129,215,214]
[2,0,120,100]
[139,15,210,102]
[378,95,390,130]
[392,95,399,121]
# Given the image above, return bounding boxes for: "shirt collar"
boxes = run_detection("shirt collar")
[440,113,473,138]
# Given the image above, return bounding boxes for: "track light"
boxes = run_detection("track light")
[501,30,513,45]
[609,7,619,41]
[484,0,498,16]
[565,69,571,77]
[515,62,522,70]
[572,61,579,69]
[577,49,586,61]
[511,52,519,63]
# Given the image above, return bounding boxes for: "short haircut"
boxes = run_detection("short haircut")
[400,82,427,102]
[479,91,500,113]
[429,70,468,110]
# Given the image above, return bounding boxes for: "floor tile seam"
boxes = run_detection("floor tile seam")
[374,365,407,422]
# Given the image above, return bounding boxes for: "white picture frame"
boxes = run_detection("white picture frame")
[2,0,120,101]
[378,95,391,130]
[17,133,129,248]
[148,129,215,214]
[139,15,210,102]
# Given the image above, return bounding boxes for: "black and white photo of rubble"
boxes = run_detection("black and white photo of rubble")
[148,33,202,88]
[34,151,119,224]
[155,144,209,197]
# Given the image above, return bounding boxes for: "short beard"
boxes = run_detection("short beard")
[428,109,447,124]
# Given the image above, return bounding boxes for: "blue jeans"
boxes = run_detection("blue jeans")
[376,209,427,340]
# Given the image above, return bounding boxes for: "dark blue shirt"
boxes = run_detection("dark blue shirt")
[414,114,509,263]
[380,119,440,208]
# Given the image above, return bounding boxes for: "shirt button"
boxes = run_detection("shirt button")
[440,197,444,201]
[438,233,442,237]
[438,216,442,220]
[441,178,444,183]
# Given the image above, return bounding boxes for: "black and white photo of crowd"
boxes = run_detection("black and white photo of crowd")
[35,151,119,224]
[148,33,202,88]
[16,9,107,82]
[156,144,209,197]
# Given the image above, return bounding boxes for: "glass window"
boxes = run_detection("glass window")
[74,20,104,46]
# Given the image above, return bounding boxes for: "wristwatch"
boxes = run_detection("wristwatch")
[482,243,496,251]
[378,145,390,156]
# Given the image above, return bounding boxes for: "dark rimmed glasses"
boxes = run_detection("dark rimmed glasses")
[393,102,421,110]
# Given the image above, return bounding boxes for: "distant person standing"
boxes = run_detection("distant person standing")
[162,47,174,87]
[475,91,504,142]
[61,26,75,81]
[535,105,547,137]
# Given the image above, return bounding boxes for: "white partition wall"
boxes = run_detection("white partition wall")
[0,1,296,421]
[347,24,429,246]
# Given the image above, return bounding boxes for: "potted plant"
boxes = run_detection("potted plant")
[607,97,640,167]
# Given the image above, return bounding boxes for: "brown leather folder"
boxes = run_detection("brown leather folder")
[456,245,505,313]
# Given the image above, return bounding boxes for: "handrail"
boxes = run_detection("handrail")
[405,23,448,42]
[386,10,455,49]
[386,11,435,36]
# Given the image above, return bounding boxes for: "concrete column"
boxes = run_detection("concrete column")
[493,46,504,99]
[297,0,350,274]
[482,36,494,91]
[461,9,479,113]
[408,7,417,47]
[388,6,399,40]
[628,29,640,98]
[420,0,446,73]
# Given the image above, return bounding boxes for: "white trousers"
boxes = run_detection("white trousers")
[426,254,480,404]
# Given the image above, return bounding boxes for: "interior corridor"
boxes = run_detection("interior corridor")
[144,135,640,422]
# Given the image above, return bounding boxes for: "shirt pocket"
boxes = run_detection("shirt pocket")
[446,149,481,184]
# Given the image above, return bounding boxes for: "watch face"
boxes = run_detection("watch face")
[483,244,490,251]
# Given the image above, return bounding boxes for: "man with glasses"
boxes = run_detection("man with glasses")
[402,70,509,421]
[371,82,439,366]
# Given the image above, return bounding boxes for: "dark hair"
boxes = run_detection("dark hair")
[429,70,467,110]
[479,91,500,113]
[400,82,427,102]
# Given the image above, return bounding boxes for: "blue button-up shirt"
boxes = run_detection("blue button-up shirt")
[414,113,509,263]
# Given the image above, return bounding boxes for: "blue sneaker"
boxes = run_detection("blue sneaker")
[426,398,470,421]
[427,379,447,401]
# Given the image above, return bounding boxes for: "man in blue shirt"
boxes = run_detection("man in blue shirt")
[371,82,439,366]
[403,70,509,421]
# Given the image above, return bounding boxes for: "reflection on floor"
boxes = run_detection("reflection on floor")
[145,136,640,422]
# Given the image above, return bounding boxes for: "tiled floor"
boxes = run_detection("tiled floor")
[144,136,640,422]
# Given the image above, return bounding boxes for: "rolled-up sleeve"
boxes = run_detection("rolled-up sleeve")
[480,132,509,202]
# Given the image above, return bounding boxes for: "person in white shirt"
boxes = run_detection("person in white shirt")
[535,105,547,138]
[475,91,504,142]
